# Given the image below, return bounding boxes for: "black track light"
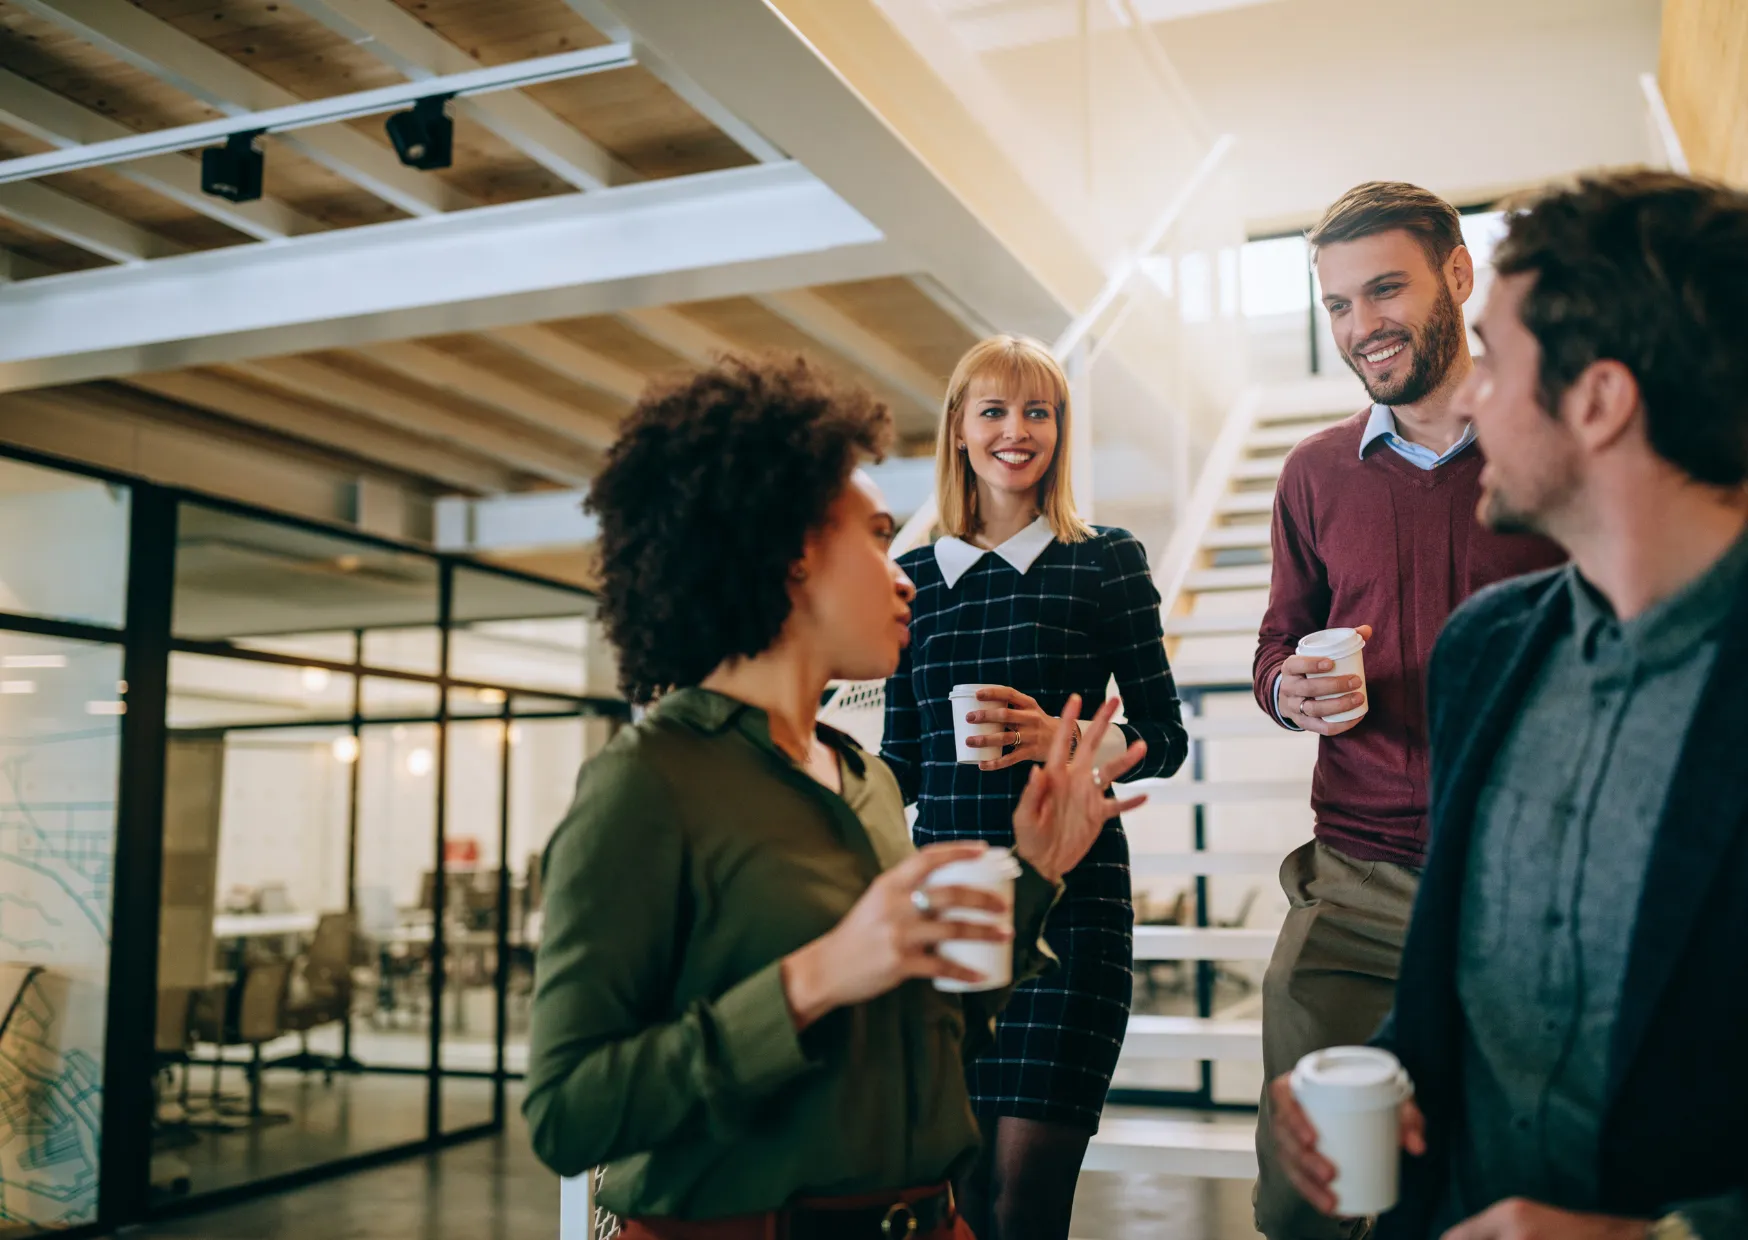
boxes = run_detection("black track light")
[385,95,455,171]
[201,130,265,203]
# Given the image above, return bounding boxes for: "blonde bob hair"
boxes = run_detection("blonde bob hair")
[935,334,1094,544]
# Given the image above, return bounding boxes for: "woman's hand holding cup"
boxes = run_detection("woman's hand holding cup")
[961,685,1075,771]
[780,843,1013,1031]
[1011,695,1148,885]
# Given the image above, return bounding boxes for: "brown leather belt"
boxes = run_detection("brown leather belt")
[621,1183,959,1240]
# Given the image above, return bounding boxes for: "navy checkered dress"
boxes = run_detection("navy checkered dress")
[880,527,1188,1129]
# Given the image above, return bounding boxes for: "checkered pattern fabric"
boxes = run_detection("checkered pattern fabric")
[881,528,1187,1128]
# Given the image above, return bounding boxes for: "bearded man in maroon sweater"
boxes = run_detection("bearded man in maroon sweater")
[1250,183,1564,1240]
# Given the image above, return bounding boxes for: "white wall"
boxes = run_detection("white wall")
[1150,0,1663,229]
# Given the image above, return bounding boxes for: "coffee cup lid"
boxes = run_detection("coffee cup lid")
[950,683,998,698]
[1296,628,1366,660]
[1291,1046,1409,1111]
[927,845,1022,887]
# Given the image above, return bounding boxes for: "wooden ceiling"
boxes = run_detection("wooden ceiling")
[0,0,975,498]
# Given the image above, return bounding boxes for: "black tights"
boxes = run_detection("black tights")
[955,1116,1093,1240]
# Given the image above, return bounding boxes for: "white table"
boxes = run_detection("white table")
[213,912,319,939]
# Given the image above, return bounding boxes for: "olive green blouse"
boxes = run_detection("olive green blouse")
[522,687,1060,1220]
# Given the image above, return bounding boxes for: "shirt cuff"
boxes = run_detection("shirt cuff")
[706,959,817,1101]
[1272,672,1304,732]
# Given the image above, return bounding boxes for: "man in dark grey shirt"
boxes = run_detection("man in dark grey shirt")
[1267,171,1748,1240]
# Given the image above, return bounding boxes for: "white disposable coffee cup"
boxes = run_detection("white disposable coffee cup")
[1291,1046,1412,1216]
[949,683,1005,765]
[1296,628,1368,724]
[924,846,1021,993]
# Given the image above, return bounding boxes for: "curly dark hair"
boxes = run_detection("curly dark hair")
[1493,170,1748,487]
[586,354,893,704]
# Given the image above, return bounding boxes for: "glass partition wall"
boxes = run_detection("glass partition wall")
[0,446,626,1239]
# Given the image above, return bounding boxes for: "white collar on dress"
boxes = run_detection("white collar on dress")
[933,516,1055,588]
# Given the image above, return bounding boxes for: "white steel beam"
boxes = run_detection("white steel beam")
[276,0,637,191]
[433,454,936,555]
[488,325,649,404]
[8,0,474,217]
[0,182,183,264]
[0,44,635,185]
[590,0,1073,340]
[0,68,323,242]
[362,341,623,451]
[757,288,943,416]
[561,0,786,164]
[0,162,902,390]
[230,354,597,485]
[125,369,520,493]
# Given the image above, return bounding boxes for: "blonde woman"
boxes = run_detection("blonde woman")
[881,336,1189,1240]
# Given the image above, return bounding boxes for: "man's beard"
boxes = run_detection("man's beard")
[1478,484,1545,536]
[1344,283,1464,406]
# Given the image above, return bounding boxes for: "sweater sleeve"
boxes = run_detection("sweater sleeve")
[1254,452,1330,729]
[1097,531,1188,781]
[880,636,923,805]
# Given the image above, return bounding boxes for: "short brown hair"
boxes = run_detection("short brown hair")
[586,355,892,704]
[1308,181,1465,271]
[1493,170,1748,487]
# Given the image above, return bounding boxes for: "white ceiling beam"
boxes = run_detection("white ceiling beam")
[488,324,648,404]
[618,306,741,365]
[756,288,943,415]
[561,0,786,164]
[281,0,636,192]
[0,68,323,242]
[600,0,1072,340]
[8,0,475,217]
[125,369,520,493]
[0,182,183,264]
[230,354,597,485]
[363,341,623,452]
[0,162,903,390]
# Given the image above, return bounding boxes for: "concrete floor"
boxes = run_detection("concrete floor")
[130,1110,1262,1240]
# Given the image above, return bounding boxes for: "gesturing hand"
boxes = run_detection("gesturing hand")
[962,686,1072,771]
[1011,695,1148,885]
[780,843,1013,1031]
[1278,624,1373,737]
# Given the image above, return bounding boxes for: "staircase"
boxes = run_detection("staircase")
[1083,375,1363,1180]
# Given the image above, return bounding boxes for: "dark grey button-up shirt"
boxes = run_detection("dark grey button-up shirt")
[1453,528,1748,1219]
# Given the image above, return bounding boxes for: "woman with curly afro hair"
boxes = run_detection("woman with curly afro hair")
[521,354,1151,1240]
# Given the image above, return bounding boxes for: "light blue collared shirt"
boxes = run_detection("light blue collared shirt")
[1271,404,1478,728]
[1358,402,1476,469]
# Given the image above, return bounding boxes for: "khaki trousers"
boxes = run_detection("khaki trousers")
[1253,841,1419,1240]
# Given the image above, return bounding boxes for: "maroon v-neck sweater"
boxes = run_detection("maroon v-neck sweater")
[1252,409,1564,867]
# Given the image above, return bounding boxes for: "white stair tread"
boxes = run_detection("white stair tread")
[1171,663,1255,689]
[1085,1117,1259,1178]
[1134,926,1278,961]
[1164,610,1266,637]
[1123,1015,1265,1061]
[1232,456,1286,482]
[1215,490,1275,517]
[1120,777,1305,805]
[1185,564,1273,591]
[1201,524,1271,550]
[1247,421,1336,451]
[1130,850,1294,876]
